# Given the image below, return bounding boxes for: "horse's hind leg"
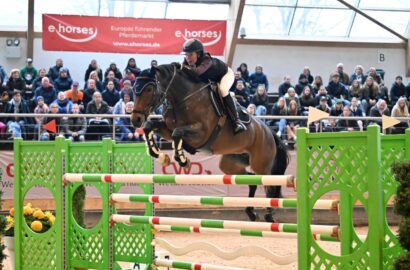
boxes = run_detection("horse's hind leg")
[219,154,259,221]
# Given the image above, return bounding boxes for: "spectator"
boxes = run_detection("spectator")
[284,87,300,108]
[406,81,410,102]
[294,74,312,96]
[48,58,70,81]
[20,58,38,95]
[83,79,99,108]
[336,106,359,131]
[311,75,323,95]
[349,65,366,85]
[390,97,409,134]
[84,59,103,83]
[390,75,406,106]
[33,96,49,138]
[6,69,26,94]
[315,85,332,107]
[32,68,49,90]
[102,81,120,110]
[251,84,269,116]
[151,60,158,67]
[85,91,111,140]
[120,80,134,101]
[330,99,344,117]
[65,81,84,108]
[348,79,363,100]
[313,96,331,132]
[316,96,331,113]
[237,63,250,83]
[104,61,122,80]
[326,72,348,104]
[366,67,384,85]
[246,103,256,115]
[271,97,287,138]
[278,75,293,97]
[302,66,314,84]
[330,63,349,85]
[300,86,316,115]
[113,92,132,115]
[40,103,64,141]
[84,70,104,92]
[53,91,73,114]
[350,97,365,116]
[349,97,364,129]
[0,64,8,84]
[230,71,244,92]
[286,100,300,141]
[33,77,57,106]
[103,70,120,91]
[54,67,73,92]
[63,103,87,142]
[367,99,390,127]
[249,65,268,94]
[119,69,136,89]
[362,77,380,114]
[117,101,142,141]
[124,58,141,78]
[4,90,31,139]
[232,80,250,108]
[0,74,12,100]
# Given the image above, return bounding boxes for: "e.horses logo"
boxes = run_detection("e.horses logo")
[47,23,98,43]
[42,14,226,55]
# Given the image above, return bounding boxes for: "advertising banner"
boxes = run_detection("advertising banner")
[42,14,226,55]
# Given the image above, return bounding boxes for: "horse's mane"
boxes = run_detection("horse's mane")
[157,64,207,85]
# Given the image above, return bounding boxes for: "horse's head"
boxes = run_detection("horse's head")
[131,67,159,127]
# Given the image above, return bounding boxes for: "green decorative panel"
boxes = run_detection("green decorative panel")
[112,143,153,265]
[14,139,63,270]
[65,140,111,270]
[380,134,408,269]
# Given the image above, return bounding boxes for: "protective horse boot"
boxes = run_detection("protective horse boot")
[223,95,246,135]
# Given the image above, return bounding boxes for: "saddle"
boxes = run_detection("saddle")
[208,83,251,125]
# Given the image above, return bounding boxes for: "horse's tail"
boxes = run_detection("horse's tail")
[271,132,290,176]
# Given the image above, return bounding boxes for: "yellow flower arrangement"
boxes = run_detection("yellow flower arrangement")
[3,203,56,236]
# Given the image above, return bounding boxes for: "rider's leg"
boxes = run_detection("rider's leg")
[219,67,246,134]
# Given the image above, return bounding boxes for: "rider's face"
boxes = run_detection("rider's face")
[185,52,198,66]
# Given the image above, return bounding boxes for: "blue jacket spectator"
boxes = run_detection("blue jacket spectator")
[102,81,120,108]
[0,65,8,83]
[113,92,132,115]
[53,91,73,114]
[32,68,51,90]
[33,77,57,105]
[349,65,366,85]
[54,68,73,92]
[117,101,142,141]
[249,65,268,94]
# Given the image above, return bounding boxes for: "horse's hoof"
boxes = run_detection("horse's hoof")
[245,207,257,221]
[179,158,190,168]
[264,214,276,223]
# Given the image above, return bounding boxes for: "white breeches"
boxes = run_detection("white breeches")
[219,67,234,97]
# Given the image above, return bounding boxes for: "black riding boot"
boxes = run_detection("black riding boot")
[223,95,246,135]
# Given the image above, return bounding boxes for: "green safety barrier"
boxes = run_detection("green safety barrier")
[12,126,410,270]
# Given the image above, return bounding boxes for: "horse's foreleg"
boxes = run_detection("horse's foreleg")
[143,120,171,166]
[171,128,190,168]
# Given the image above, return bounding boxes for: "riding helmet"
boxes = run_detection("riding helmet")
[182,39,204,56]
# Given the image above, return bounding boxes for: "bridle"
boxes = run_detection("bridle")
[132,65,177,115]
[132,64,209,115]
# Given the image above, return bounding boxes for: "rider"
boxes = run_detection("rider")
[181,39,246,134]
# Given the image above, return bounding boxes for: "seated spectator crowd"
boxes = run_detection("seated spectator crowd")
[0,57,152,141]
[0,58,409,142]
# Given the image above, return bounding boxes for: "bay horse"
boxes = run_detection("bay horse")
[131,64,289,222]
